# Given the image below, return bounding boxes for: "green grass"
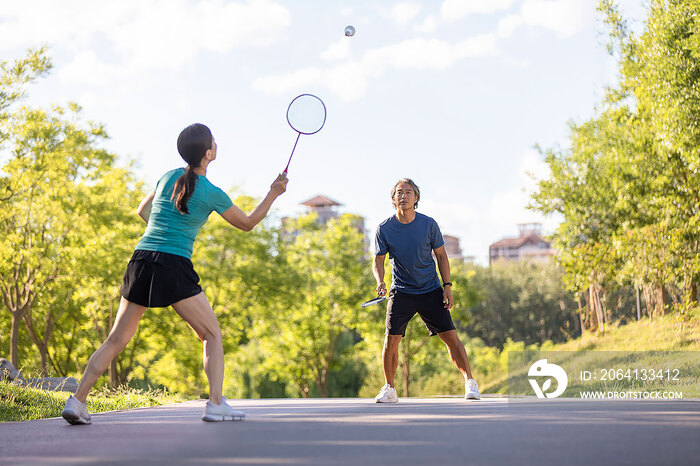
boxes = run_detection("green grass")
[483,307,700,397]
[547,309,700,352]
[0,383,185,423]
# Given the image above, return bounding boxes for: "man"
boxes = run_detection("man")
[372,178,480,402]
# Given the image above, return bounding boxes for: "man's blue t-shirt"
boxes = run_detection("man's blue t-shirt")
[374,212,445,294]
[135,168,233,259]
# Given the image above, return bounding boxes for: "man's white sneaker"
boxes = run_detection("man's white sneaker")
[61,395,92,425]
[202,397,246,422]
[465,378,481,400]
[375,384,398,403]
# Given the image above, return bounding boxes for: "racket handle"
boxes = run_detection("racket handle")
[284,132,301,174]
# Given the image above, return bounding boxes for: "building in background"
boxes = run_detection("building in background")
[300,195,342,225]
[489,223,555,264]
[443,234,463,260]
[281,195,366,246]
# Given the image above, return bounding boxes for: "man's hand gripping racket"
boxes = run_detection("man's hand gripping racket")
[361,282,387,308]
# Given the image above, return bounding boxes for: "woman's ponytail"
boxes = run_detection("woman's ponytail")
[172,165,198,214]
[171,123,213,214]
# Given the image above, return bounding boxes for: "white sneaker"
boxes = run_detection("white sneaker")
[465,378,481,400]
[375,384,398,403]
[61,395,92,425]
[202,397,246,422]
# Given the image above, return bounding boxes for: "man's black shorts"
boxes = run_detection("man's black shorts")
[121,250,202,307]
[385,287,456,336]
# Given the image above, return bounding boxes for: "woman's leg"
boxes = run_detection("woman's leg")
[171,292,224,405]
[74,297,146,402]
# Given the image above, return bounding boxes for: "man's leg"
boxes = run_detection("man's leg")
[375,333,402,403]
[438,329,473,380]
[382,334,403,387]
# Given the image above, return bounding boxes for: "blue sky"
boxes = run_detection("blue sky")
[0,0,647,264]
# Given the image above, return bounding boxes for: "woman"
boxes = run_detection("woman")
[62,123,288,424]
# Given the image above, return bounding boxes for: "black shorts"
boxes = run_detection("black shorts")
[120,250,202,307]
[386,287,456,337]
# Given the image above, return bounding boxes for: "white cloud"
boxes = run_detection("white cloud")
[415,15,438,34]
[103,0,292,71]
[320,39,351,62]
[255,34,498,101]
[253,61,369,102]
[326,62,369,101]
[0,1,126,50]
[497,14,524,38]
[391,2,423,25]
[254,67,324,95]
[0,0,291,80]
[441,0,517,21]
[521,0,593,38]
[58,50,129,86]
[500,0,594,39]
[364,38,459,71]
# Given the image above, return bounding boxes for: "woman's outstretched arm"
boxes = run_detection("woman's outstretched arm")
[220,173,288,231]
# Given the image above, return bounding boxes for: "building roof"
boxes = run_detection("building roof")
[490,233,547,250]
[301,195,342,207]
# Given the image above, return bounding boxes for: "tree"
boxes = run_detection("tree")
[465,260,580,348]
[0,47,52,366]
[530,0,700,327]
[63,163,146,384]
[0,46,51,144]
[259,213,373,397]
[0,103,142,372]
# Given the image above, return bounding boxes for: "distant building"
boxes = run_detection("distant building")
[489,223,555,264]
[300,195,342,225]
[281,194,366,246]
[443,234,463,260]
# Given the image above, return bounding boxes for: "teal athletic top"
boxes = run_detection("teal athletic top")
[135,168,233,259]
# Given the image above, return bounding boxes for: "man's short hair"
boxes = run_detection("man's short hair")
[391,178,420,209]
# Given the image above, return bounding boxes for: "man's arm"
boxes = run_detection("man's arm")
[434,245,453,310]
[373,254,387,296]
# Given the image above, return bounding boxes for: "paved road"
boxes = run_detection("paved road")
[1,396,699,465]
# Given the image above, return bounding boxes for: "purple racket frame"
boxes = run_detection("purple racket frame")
[283,93,327,174]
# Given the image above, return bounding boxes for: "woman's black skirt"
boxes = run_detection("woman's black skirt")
[120,250,202,307]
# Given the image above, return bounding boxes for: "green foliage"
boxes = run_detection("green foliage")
[223,339,288,399]
[0,101,145,373]
[530,0,700,327]
[464,261,580,348]
[0,46,52,131]
[256,213,374,397]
